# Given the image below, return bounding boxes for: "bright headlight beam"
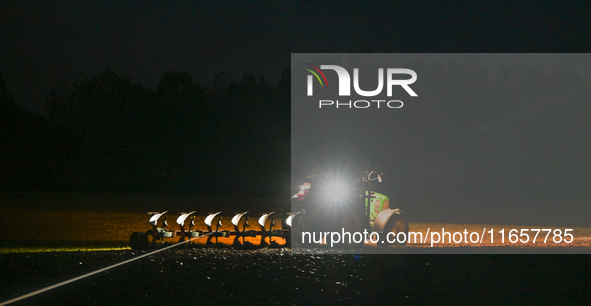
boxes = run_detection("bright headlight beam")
[327,181,347,201]
[321,175,356,203]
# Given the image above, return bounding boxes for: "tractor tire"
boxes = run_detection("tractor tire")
[340,213,365,249]
[292,210,317,249]
[129,232,149,250]
[378,216,409,247]
[145,230,157,247]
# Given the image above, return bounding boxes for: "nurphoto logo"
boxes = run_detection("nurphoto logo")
[303,63,418,108]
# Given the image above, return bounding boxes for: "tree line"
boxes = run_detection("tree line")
[0,70,291,197]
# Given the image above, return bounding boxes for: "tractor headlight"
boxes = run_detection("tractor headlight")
[327,181,347,201]
[321,176,356,203]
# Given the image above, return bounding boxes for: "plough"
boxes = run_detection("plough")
[129,211,301,250]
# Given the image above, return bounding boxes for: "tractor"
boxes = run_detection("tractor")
[289,170,409,249]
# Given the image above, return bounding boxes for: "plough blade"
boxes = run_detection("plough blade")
[176,211,195,227]
[204,212,222,228]
[258,212,274,228]
[149,211,168,227]
[284,211,303,228]
[231,211,249,227]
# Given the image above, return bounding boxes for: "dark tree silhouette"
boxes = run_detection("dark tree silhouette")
[35,69,291,197]
[0,72,50,190]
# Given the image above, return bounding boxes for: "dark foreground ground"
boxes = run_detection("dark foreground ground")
[1,248,590,305]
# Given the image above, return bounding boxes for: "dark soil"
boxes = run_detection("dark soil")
[1,248,590,305]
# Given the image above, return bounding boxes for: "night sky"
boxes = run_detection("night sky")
[2,1,589,114]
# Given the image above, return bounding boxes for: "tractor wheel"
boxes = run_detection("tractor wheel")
[378,216,409,247]
[340,213,365,249]
[129,232,149,250]
[292,212,315,249]
[145,230,157,247]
